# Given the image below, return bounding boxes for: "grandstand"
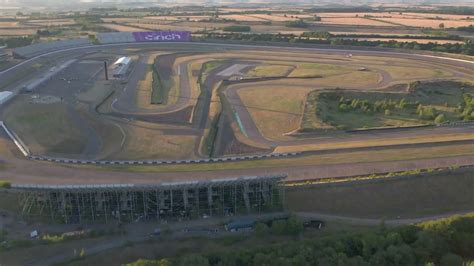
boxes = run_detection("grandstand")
[16,174,286,223]
[12,38,92,59]
[97,32,135,44]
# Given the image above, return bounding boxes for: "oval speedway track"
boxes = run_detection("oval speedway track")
[0,42,473,185]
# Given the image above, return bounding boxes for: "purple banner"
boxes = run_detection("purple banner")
[132,31,191,42]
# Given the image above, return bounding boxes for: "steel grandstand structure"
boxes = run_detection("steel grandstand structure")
[15,175,286,224]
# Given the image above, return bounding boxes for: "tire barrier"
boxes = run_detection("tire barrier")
[27,152,302,166]
[437,121,474,127]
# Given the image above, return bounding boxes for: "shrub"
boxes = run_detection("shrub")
[0,180,11,188]
[222,25,251,32]
[434,114,446,124]
[285,19,309,28]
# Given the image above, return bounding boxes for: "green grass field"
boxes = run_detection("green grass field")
[302,81,474,131]
[3,99,87,155]
[289,63,356,78]
[247,64,293,77]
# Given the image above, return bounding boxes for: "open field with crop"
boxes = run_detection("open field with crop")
[287,168,474,219]
[317,17,397,27]
[100,23,145,32]
[0,28,37,36]
[26,19,76,26]
[376,17,474,28]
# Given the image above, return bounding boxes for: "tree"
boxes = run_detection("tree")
[176,255,209,266]
[434,114,446,124]
[255,223,269,237]
[439,23,445,29]
[440,253,463,266]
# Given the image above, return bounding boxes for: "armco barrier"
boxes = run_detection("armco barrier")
[0,121,29,157]
[27,152,301,166]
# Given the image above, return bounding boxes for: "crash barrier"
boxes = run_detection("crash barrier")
[27,152,301,166]
[0,121,29,157]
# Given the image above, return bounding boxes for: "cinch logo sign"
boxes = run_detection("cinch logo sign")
[145,33,181,41]
[132,31,191,42]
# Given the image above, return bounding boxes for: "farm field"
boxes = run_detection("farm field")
[317,17,397,27]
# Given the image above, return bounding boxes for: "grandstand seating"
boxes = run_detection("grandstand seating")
[12,38,92,59]
[97,32,136,44]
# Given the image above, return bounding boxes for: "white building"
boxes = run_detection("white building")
[112,56,131,78]
[113,57,131,67]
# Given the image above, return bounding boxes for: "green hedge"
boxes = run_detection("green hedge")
[0,180,11,189]
[150,63,164,105]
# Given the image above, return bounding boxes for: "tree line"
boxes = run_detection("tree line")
[127,214,474,266]
[199,33,474,56]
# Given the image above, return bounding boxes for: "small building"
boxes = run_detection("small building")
[112,64,129,78]
[113,57,131,67]
[112,56,131,79]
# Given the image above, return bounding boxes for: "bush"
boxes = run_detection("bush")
[285,19,309,28]
[222,25,251,32]
[0,180,11,188]
[271,217,304,236]
[440,253,463,266]
[434,114,446,124]
[255,223,270,237]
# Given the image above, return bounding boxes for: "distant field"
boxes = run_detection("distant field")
[220,14,267,22]
[129,23,205,32]
[144,15,211,21]
[26,19,76,26]
[0,21,19,27]
[0,28,36,36]
[376,17,474,28]
[100,23,145,32]
[317,17,397,27]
